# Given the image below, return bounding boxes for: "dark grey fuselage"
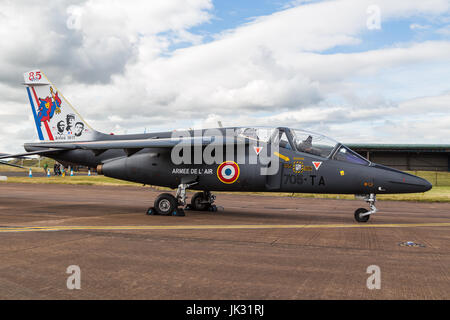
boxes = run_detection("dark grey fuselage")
[24,127,432,195]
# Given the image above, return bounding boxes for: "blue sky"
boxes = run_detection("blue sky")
[164,0,450,109]
[196,1,450,53]
[175,1,450,54]
[194,0,293,35]
[167,0,450,133]
[167,0,296,51]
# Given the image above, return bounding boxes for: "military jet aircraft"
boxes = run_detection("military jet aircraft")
[0,70,432,222]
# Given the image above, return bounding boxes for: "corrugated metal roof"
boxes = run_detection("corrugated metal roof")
[345,144,450,152]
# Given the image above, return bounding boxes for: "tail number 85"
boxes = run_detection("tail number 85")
[28,71,42,81]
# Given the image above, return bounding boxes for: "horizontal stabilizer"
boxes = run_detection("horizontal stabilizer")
[0,161,25,169]
[0,149,63,160]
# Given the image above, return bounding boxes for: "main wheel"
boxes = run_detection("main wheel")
[354,208,370,223]
[154,193,178,215]
[191,192,211,211]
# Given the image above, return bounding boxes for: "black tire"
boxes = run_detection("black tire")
[191,192,211,211]
[354,208,370,223]
[154,193,178,216]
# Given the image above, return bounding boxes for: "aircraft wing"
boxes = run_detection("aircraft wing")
[1,136,247,159]
[23,136,245,150]
[0,149,64,160]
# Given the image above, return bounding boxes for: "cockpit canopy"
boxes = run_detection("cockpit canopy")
[290,129,336,158]
[235,127,370,166]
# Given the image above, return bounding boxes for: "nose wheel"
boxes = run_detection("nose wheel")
[354,194,377,223]
[354,208,370,222]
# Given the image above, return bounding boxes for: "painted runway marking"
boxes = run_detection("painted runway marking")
[0,222,449,233]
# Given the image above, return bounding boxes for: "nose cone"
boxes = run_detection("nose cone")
[387,172,433,193]
[372,164,433,194]
[421,178,433,192]
[404,175,432,192]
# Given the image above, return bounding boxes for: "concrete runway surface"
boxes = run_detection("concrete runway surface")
[0,183,449,299]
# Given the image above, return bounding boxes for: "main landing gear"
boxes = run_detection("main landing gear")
[186,191,218,212]
[147,182,217,216]
[354,193,377,223]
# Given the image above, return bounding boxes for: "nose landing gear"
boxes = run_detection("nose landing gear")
[354,193,377,223]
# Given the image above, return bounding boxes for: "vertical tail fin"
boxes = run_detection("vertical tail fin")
[23,70,99,141]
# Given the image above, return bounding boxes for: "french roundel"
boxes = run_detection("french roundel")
[217,161,240,184]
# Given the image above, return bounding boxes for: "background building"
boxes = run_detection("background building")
[347,144,450,172]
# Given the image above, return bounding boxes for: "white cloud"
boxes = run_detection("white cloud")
[0,0,213,84]
[410,23,431,30]
[436,24,450,35]
[1,0,450,153]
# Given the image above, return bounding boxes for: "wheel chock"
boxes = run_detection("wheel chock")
[172,208,185,216]
[146,207,157,215]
